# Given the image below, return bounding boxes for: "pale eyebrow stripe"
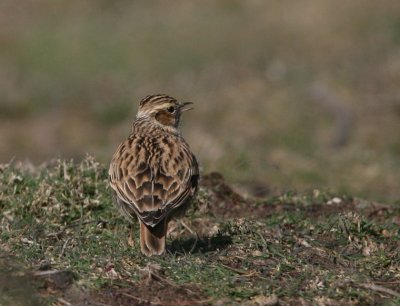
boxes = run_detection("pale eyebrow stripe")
[154,102,174,110]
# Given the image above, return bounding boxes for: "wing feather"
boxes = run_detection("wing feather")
[109,125,199,227]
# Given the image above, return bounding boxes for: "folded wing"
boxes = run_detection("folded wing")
[109,132,199,227]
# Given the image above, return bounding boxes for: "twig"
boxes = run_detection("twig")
[189,233,199,254]
[257,232,268,246]
[180,220,195,235]
[59,237,71,258]
[219,263,256,277]
[218,263,269,281]
[359,283,400,297]
[56,297,72,306]
[373,281,400,284]
[63,161,70,181]
[143,267,197,296]
[33,270,65,276]
[180,220,199,254]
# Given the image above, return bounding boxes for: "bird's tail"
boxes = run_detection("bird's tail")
[140,219,167,256]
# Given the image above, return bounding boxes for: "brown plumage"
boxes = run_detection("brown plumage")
[109,94,199,256]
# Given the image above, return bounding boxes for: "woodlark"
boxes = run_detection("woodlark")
[109,94,199,256]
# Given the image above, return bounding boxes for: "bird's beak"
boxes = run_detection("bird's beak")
[180,102,194,112]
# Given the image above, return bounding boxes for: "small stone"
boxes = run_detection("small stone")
[382,229,390,237]
[362,246,371,256]
[105,264,120,279]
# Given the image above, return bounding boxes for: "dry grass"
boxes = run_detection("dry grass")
[1,157,399,305]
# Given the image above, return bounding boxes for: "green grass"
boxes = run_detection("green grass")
[1,156,399,305]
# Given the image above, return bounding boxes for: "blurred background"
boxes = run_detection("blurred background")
[0,1,399,202]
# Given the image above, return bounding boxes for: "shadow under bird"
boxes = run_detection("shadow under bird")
[109,94,199,256]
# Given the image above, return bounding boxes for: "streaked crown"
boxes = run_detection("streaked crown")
[139,94,177,108]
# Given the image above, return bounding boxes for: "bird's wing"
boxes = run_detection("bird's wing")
[109,132,199,227]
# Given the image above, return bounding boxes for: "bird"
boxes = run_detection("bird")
[108,94,199,256]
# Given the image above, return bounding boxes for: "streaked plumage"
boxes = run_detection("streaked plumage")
[109,94,199,256]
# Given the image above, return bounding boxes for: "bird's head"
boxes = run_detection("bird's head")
[136,94,193,129]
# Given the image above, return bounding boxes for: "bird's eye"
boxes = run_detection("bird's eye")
[167,106,175,113]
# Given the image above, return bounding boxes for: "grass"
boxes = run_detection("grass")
[1,156,399,305]
[1,1,400,203]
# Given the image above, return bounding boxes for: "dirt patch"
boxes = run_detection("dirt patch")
[200,172,292,219]
[303,201,356,219]
[200,172,360,220]
[95,281,206,306]
[0,256,42,306]
[99,264,206,306]
[32,263,207,306]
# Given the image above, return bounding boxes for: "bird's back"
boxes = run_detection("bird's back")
[109,118,199,227]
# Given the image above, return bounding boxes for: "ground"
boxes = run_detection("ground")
[1,157,399,305]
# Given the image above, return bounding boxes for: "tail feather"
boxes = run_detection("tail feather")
[140,219,167,256]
